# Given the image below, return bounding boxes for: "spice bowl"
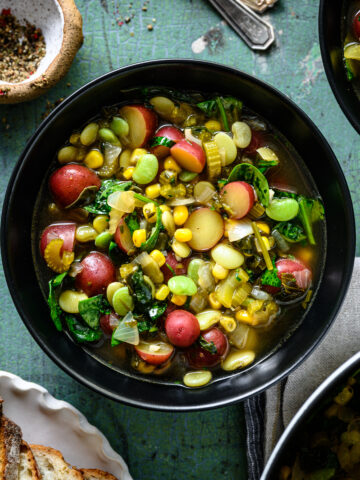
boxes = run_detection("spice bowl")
[0,0,83,104]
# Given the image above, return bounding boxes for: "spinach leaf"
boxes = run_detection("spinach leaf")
[276,222,307,243]
[78,294,111,329]
[48,272,67,331]
[140,207,162,252]
[129,270,153,314]
[345,59,354,81]
[298,196,324,246]
[125,211,140,235]
[227,163,270,207]
[64,314,103,343]
[199,336,218,354]
[150,136,175,148]
[141,87,202,104]
[148,302,167,321]
[273,189,298,200]
[261,260,281,288]
[197,96,242,131]
[108,240,126,265]
[84,180,132,215]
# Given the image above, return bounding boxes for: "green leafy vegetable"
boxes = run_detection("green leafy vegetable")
[125,211,140,235]
[108,240,126,265]
[140,207,162,252]
[148,302,167,321]
[133,192,159,206]
[298,196,324,246]
[84,179,132,215]
[150,136,175,148]
[276,222,307,243]
[78,294,111,329]
[141,87,203,104]
[199,336,218,354]
[273,189,298,200]
[345,59,354,81]
[48,272,67,331]
[227,163,270,207]
[64,314,102,343]
[261,260,281,288]
[197,96,242,131]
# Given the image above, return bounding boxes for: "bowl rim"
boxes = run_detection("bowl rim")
[1,59,356,410]
[318,0,360,134]
[261,351,360,479]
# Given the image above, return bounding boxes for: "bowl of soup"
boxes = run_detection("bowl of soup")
[1,60,355,410]
[261,351,360,479]
[319,0,360,133]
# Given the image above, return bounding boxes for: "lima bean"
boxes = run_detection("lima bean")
[111,117,129,137]
[266,198,299,222]
[187,258,205,284]
[112,287,134,316]
[183,370,212,387]
[132,154,158,184]
[98,128,120,145]
[59,290,88,314]
[168,275,197,296]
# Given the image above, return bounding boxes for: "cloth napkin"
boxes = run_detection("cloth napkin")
[244,257,360,480]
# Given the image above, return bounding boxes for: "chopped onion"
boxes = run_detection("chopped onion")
[166,197,195,206]
[68,261,83,277]
[109,313,120,330]
[194,181,215,204]
[112,312,139,345]
[184,128,202,146]
[107,190,135,213]
[225,218,253,242]
[97,143,122,178]
[269,189,275,204]
[251,286,271,301]
[108,208,124,234]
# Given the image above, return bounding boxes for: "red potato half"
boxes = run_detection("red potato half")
[100,312,120,335]
[220,181,255,219]
[150,126,184,159]
[165,310,200,348]
[119,105,157,148]
[354,10,360,39]
[40,222,76,257]
[135,341,174,365]
[184,208,224,251]
[49,164,101,208]
[244,130,263,155]
[187,327,229,368]
[114,218,134,253]
[170,139,206,173]
[276,258,312,290]
[75,252,116,297]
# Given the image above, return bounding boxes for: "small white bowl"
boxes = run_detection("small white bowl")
[0,0,83,103]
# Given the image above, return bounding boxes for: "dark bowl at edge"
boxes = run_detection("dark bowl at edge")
[1,60,355,411]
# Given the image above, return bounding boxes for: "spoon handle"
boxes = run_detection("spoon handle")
[207,0,275,51]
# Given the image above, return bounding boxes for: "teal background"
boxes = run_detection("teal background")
[0,1,358,479]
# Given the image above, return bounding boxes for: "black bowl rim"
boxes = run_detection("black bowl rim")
[1,59,356,411]
[261,351,360,479]
[318,0,360,134]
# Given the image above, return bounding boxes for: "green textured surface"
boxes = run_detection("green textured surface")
[0,1,358,479]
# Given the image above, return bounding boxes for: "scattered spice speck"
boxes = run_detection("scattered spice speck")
[147,24,153,31]
[42,97,64,119]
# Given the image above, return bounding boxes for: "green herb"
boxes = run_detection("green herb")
[261,260,281,288]
[64,314,102,343]
[140,207,162,252]
[276,222,307,243]
[165,263,175,274]
[84,179,132,215]
[150,136,175,148]
[78,294,111,329]
[141,87,202,104]
[108,240,126,265]
[199,336,218,354]
[345,59,354,82]
[273,189,298,200]
[148,301,167,321]
[133,192,159,206]
[129,270,153,313]
[47,272,67,331]
[298,196,324,246]
[227,163,270,207]
[125,211,140,235]
[197,96,242,131]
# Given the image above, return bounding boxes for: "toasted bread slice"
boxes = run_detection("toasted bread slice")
[79,469,118,480]
[30,445,82,480]
[0,415,22,480]
[19,442,41,480]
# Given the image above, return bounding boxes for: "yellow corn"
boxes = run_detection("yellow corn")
[159,204,171,213]
[212,263,229,280]
[133,229,147,248]
[145,183,161,199]
[155,284,170,301]
[174,228,192,243]
[235,309,253,325]
[130,148,147,165]
[120,263,137,279]
[173,205,189,225]
[93,215,109,233]
[150,249,166,267]
[164,156,181,173]
[143,202,157,223]
[123,166,135,179]
[171,294,187,306]
[208,292,221,310]
[172,240,191,258]
[220,316,236,332]
[256,221,270,235]
[205,120,221,131]
[84,150,104,169]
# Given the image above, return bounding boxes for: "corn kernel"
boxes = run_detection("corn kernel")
[93,215,109,233]
[256,221,270,235]
[171,294,187,306]
[220,316,236,332]
[174,228,192,243]
[173,205,189,225]
[164,156,182,173]
[84,150,104,169]
[150,249,166,267]
[145,183,161,199]
[143,202,157,223]
[205,120,221,131]
[133,229,147,248]
[235,309,253,325]
[155,284,170,301]
[123,166,135,179]
[208,292,221,310]
[172,239,191,258]
[120,263,137,279]
[212,263,229,280]
[159,204,171,213]
[130,148,147,165]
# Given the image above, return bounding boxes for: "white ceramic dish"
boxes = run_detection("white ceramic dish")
[0,371,133,480]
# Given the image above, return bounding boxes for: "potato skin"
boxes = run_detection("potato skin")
[40,222,76,257]
[165,309,200,347]
[75,252,116,297]
[49,164,101,208]
[187,327,229,368]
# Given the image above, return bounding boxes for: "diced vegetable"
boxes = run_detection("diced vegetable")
[170,139,206,173]
[227,163,270,207]
[185,208,224,251]
[214,132,237,166]
[266,198,299,221]
[111,311,139,345]
[221,181,255,219]
[211,243,244,269]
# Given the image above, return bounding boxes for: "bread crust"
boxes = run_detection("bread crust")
[30,445,82,480]
[19,442,41,480]
[79,468,118,480]
[0,416,22,480]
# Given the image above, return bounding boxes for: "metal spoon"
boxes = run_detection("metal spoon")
[207,0,275,51]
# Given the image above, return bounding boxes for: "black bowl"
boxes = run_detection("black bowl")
[261,351,360,479]
[1,60,355,411]
[319,0,360,133]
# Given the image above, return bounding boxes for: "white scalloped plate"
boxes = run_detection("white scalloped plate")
[0,371,133,480]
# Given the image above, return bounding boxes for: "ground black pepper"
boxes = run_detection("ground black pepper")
[0,8,46,83]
